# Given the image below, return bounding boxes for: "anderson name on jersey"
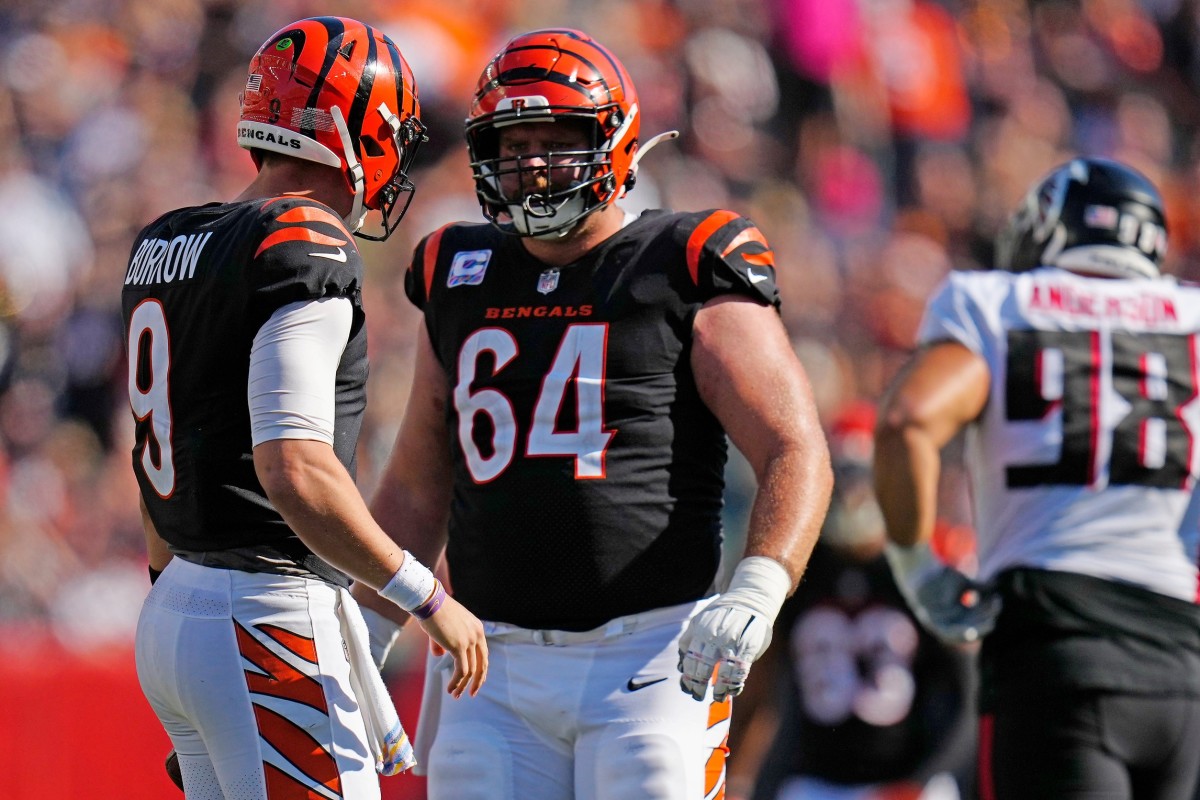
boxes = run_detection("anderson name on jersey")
[122,197,367,582]
[919,266,1200,600]
[406,208,779,630]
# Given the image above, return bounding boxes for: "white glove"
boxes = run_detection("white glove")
[884,541,1001,646]
[359,605,403,669]
[678,556,791,702]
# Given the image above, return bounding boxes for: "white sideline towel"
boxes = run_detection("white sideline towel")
[411,648,452,776]
[337,588,418,776]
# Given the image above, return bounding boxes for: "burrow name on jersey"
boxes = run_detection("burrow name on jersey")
[124,232,213,286]
[1029,282,1179,326]
[236,126,303,151]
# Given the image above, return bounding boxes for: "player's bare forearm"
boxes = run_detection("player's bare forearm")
[253,438,406,589]
[255,437,490,689]
[874,342,990,546]
[741,445,831,586]
[873,421,943,546]
[693,296,833,587]
[356,327,454,623]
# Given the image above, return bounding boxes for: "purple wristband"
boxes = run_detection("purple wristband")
[411,581,447,620]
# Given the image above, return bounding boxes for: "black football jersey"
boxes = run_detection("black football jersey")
[122,196,368,572]
[405,208,780,629]
[752,543,974,793]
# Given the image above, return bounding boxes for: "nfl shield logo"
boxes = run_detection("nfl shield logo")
[537,269,560,294]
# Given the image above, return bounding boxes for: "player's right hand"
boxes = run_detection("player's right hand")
[885,541,1001,645]
[909,565,1000,644]
[415,595,488,698]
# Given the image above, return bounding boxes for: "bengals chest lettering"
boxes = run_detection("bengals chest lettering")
[484,305,593,319]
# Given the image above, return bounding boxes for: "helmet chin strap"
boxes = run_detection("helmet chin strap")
[507,193,587,239]
[331,106,367,232]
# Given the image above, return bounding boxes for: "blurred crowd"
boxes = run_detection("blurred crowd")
[1,0,1199,656]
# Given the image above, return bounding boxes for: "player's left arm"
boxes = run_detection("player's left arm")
[678,294,833,701]
[874,341,998,644]
[696,296,831,581]
[874,341,989,548]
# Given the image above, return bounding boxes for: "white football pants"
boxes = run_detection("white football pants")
[135,558,382,799]
[415,598,731,800]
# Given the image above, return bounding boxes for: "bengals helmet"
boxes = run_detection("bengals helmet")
[238,17,427,240]
[995,157,1167,279]
[465,29,673,238]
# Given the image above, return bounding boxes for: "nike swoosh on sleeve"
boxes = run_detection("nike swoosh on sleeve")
[309,247,348,262]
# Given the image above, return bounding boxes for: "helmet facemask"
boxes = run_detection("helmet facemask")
[464,29,666,239]
[349,105,427,241]
[468,104,637,239]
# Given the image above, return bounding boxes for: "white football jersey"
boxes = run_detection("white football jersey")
[918,267,1200,600]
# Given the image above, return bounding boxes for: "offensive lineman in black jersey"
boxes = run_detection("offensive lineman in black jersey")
[355,28,833,800]
[875,158,1200,799]
[123,18,486,798]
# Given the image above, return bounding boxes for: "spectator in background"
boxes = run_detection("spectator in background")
[729,402,975,800]
[875,158,1200,800]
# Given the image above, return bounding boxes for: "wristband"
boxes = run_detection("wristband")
[411,581,447,620]
[379,552,439,612]
[720,556,791,625]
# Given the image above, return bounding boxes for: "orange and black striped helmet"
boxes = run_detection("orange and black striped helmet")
[238,17,427,240]
[465,29,646,238]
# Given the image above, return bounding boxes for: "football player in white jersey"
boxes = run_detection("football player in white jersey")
[874,157,1200,800]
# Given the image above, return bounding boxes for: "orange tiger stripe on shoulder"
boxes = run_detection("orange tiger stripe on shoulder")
[721,226,774,267]
[255,227,349,257]
[254,199,352,258]
[422,223,455,298]
[686,210,740,285]
[275,204,352,232]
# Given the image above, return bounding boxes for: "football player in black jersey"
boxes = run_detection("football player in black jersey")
[124,18,487,798]
[355,28,833,800]
[875,158,1200,799]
